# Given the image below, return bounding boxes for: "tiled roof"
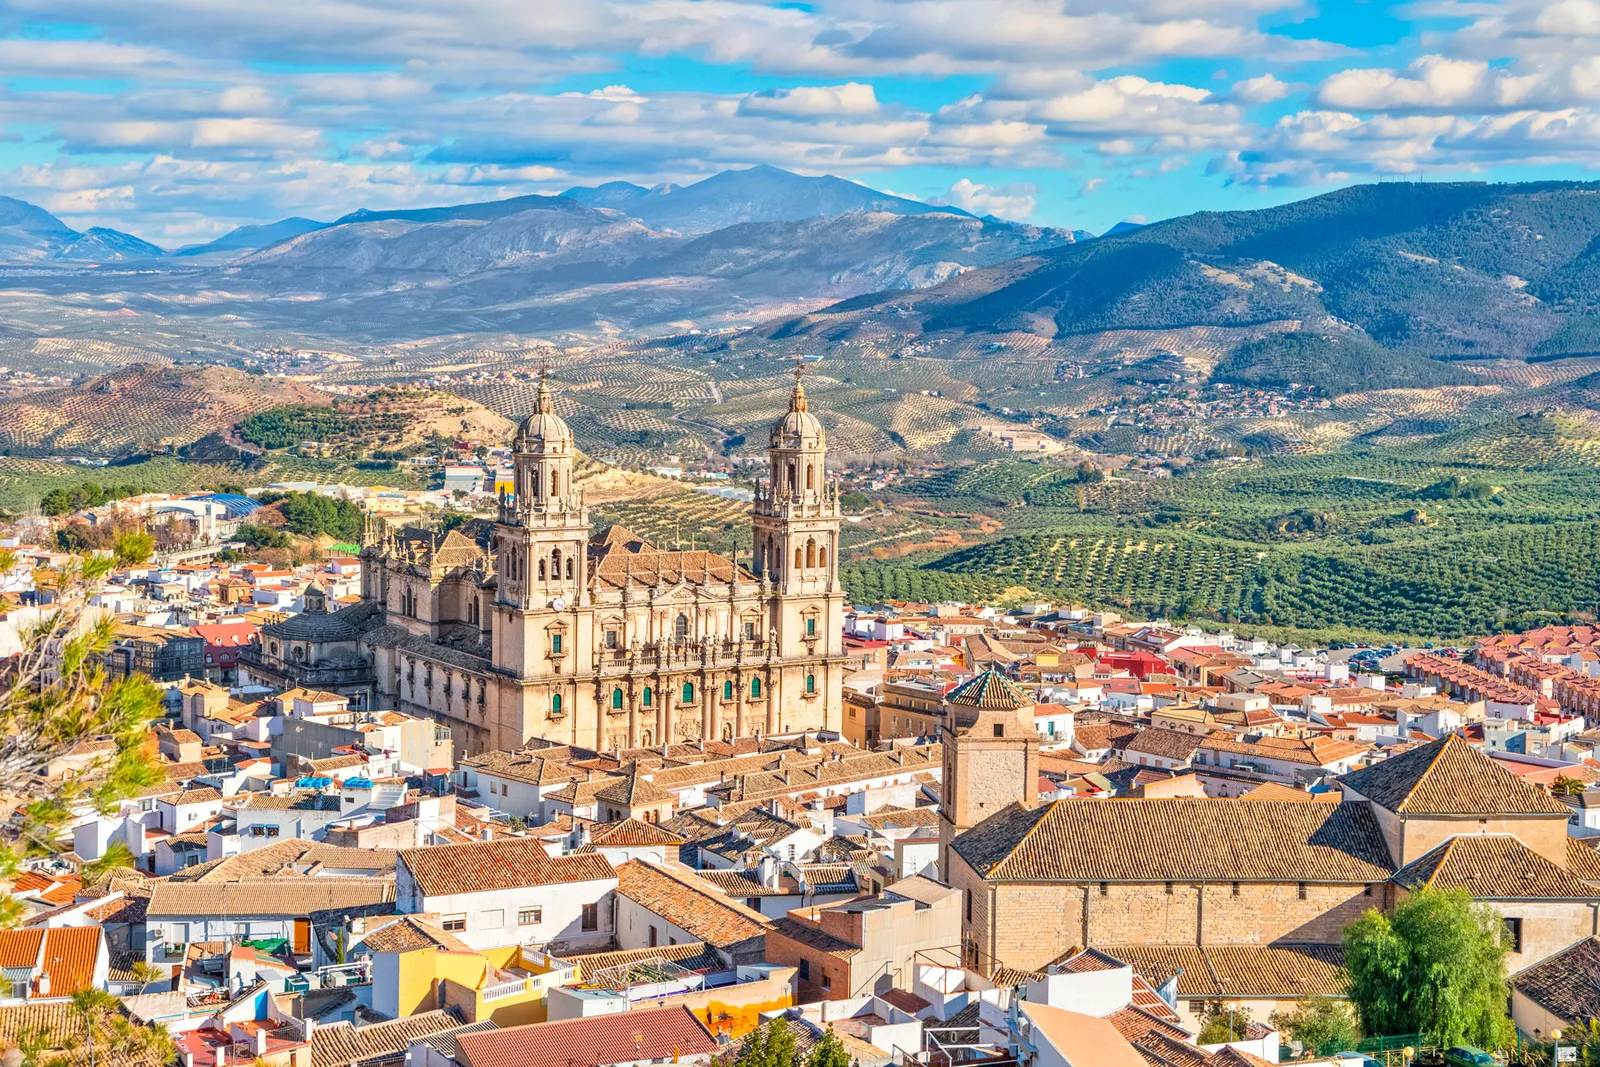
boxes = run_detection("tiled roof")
[168,841,396,882]
[361,916,474,955]
[1512,936,1600,1023]
[1074,721,1141,751]
[1340,734,1572,815]
[696,869,791,897]
[952,798,1394,883]
[946,670,1031,710]
[0,927,105,996]
[589,818,686,847]
[1201,734,1367,767]
[767,916,862,958]
[147,880,391,918]
[594,774,672,807]
[310,1009,466,1067]
[562,940,721,979]
[1570,838,1600,883]
[0,1003,169,1067]
[460,750,583,787]
[1240,783,1337,802]
[400,838,615,897]
[1098,943,1347,998]
[1122,728,1206,761]
[615,860,769,948]
[1392,834,1600,899]
[455,1006,717,1067]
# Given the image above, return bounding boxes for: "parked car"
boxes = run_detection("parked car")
[1331,1053,1382,1067]
[1442,1047,1499,1067]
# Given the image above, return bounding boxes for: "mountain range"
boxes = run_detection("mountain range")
[767,180,1600,368]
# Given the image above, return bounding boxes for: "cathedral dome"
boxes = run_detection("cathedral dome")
[771,373,824,447]
[515,375,572,450]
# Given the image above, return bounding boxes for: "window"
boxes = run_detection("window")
[550,633,563,654]
[723,680,734,701]
[819,547,827,569]
[1231,882,1240,896]
[581,903,599,931]
[1099,882,1109,896]
[682,682,695,704]
[481,909,504,929]
[648,926,659,948]
[794,546,803,569]
[1504,917,1523,953]
[993,723,1003,738]
[538,559,546,580]
[551,693,563,716]
[519,908,543,926]
[821,970,832,991]
[605,629,619,650]
[612,688,624,710]
[1363,885,1374,897]
[1164,882,1174,895]
[806,617,816,636]
[442,914,467,932]
[642,687,653,707]
[798,959,811,982]
[675,614,690,640]
[1297,882,1308,900]
[1189,1000,1207,1014]
[806,464,815,491]
[751,678,761,698]
[265,826,279,837]
[743,621,756,641]
[806,674,816,695]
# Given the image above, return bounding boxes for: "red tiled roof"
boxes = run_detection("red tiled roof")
[455,1006,717,1067]
[400,838,615,898]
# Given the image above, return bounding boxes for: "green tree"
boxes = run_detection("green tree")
[0,532,164,928]
[1269,997,1358,1053]
[1344,888,1514,1048]
[1196,1004,1243,1044]
[806,1030,854,1067]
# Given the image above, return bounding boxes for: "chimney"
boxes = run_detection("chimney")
[481,825,493,841]
[35,973,49,996]
[254,1029,269,1055]
[214,1046,227,1067]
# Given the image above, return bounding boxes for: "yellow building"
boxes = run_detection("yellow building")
[361,916,574,1026]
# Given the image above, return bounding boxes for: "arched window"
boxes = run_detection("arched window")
[723,680,734,701]
[787,464,796,492]
[794,546,803,569]
[681,682,694,704]
[611,688,624,710]
[675,613,689,640]
[806,464,814,490]
[751,677,762,698]
[552,548,561,574]
[538,559,546,580]
[531,471,540,499]
[551,469,559,497]
[805,673,816,694]
[642,686,653,707]
[565,555,574,580]
[551,693,563,716]
[818,546,828,569]
[805,538,816,568]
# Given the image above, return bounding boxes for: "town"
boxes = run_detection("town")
[0,379,1593,1067]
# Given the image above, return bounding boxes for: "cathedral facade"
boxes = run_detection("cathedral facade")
[258,373,845,756]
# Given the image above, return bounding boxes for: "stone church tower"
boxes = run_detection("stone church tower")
[937,670,1040,882]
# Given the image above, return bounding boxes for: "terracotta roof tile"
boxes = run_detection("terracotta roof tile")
[1099,943,1346,998]
[1341,734,1571,815]
[1393,834,1600,899]
[455,1006,716,1067]
[953,798,1393,883]
[1513,936,1600,1022]
[310,1009,465,1067]
[615,860,769,949]
[590,818,686,847]
[400,838,615,897]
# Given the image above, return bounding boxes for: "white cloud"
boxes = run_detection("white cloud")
[936,177,1038,217]
[739,83,880,117]
[1079,177,1107,195]
[1231,73,1292,103]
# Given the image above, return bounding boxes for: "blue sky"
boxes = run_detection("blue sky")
[3,0,1599,243]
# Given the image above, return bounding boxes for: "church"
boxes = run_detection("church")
[241,371,845,755]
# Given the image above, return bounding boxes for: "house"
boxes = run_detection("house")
[361,916,572,1027]
[0,926,108,1001]
[1511,936,1600,1039]
[395,838,618,952]
[452,1005,719,1067]
[144,881,392,962]
[763,876,962,1001]
[613,859,771,963]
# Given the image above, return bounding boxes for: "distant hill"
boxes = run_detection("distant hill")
[0,198,165,264]
[175,217,328,257]
[0,365,329,456]
[764,181,1600,373]
[561,165,975,233]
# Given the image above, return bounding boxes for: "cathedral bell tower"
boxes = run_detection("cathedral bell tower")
[494,373,589,613]
[753,367,841,597]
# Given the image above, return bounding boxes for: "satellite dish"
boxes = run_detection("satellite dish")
[550,596,566,611]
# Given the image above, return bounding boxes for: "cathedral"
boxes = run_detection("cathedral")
[242,372,845,756]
